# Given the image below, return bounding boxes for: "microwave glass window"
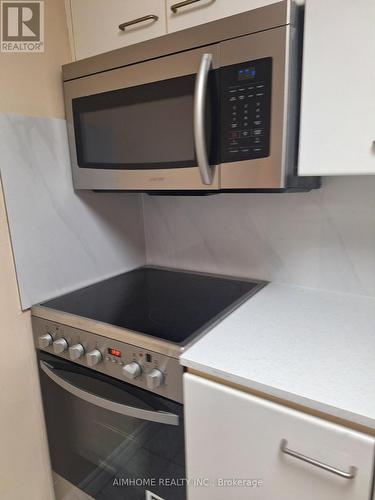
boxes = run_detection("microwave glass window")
[80,95,194,165]
[73,75,197,170]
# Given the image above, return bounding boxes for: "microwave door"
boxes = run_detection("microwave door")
[64,45,220,191]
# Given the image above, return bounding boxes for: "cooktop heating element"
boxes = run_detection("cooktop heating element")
[32,266,266,402]
[40,266,263,344]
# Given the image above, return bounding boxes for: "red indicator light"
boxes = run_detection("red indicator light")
[108,348,121,358]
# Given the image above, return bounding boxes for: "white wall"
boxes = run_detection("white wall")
[0,0,72,497]
[0,113,145,309]
[0,183,54,500]
[0,2,143,499]
[144,176,375,297]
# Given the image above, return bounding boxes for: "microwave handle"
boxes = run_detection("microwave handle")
[194,53,215,185]
[40,361,179,426]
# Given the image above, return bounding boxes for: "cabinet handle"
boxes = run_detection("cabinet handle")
[280,440,357,479]
[170,0,216,14]
[119,15,159,31]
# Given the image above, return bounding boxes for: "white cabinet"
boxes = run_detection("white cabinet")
[184,373,375,500]
[66,0,284,60]
[299,0,375,175]
[166,0,281,33]
[69,0,167,60]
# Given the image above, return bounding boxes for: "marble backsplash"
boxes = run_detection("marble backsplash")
[143,177,375,297]
[0,113,146,309]
[2,111,375,306]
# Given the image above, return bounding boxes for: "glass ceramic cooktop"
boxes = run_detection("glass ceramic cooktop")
[42,267,262,344]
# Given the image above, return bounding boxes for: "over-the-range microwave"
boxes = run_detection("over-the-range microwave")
[62,0,320,193]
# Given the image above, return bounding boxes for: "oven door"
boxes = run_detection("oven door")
[38,352,185,500]
[64,45,220,191]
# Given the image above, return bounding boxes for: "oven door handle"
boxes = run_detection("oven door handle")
[194,52,215,185]
[40,361,179,426]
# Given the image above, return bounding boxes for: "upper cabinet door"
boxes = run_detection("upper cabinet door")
[299,0,375,175]
[70,0,167,60]
[166,0,282,33]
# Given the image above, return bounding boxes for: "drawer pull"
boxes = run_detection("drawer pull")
[171,0,215,14]
[280,440,357,479]
[119,15,159,31]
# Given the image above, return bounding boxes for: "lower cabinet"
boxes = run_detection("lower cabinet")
[184,373,375,500]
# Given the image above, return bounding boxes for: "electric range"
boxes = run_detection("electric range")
[31,266,265,500]
[32,266,265,403]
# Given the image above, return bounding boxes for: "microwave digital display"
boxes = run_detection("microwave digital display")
[238,67,256,80]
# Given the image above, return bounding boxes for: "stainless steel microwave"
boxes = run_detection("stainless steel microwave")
[62,0,319,193]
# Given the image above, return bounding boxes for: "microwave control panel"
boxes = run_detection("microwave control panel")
[221,57,272,163]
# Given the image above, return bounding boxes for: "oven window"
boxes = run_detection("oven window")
[73,75,198,170]
[39,353,185,500]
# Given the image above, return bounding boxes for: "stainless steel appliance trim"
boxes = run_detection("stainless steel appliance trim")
[64,44,220,191]
[63,1,291,81]
[177,278,267,352]
[194,53,215,185]
[219,26,289,189]
[170,0,215,14]
[282,1,302,185]
[32,266,267,358]
[119,15,159,32]
[280,440,357,479]
[34,316,184,402]
[33,307,184,358]
[40,360,179,426]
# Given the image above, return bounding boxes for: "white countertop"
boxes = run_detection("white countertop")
[180,283,375,430]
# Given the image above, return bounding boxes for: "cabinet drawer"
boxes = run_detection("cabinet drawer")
[70,0,166,60]
[184,374,375,500]
[166,0,281,33]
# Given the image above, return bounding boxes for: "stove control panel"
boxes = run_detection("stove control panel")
[86,348,103,367]
[147,368,164,390]
[38,333,53,349]
[53,337,68,354]
[32,316,183,403]
[123,361,142,380]
[69,343,84,361]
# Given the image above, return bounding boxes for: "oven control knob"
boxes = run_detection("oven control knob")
[86,349,102,367]
[69,343,85,361]
[53,337,68,354]
[146,369,164,390]
[123,362,142,380]
[38,333,53,349]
